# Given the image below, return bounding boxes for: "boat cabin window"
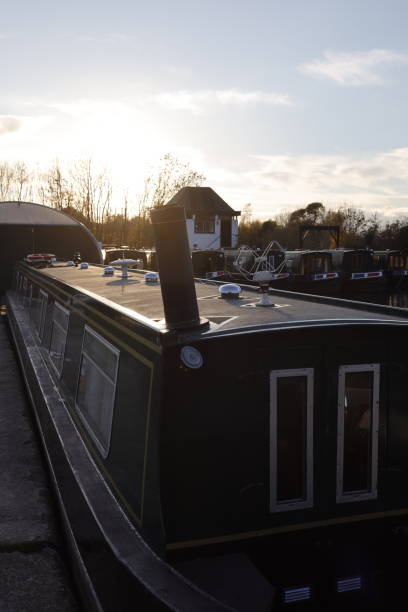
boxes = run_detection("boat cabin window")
[269,368,314,512]
[336,364,379,503]
[18,273,25,299]
[37,290,48,340]
[29,286,38,326]
[26,282,33,309]
[390,253,408,269]
[19,275,26,297]
[49,302,70,376]
[22,277,31,307]
[76,326,119,458]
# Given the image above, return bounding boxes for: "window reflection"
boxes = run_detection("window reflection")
[343,371,373,494]
[277,376,307,502]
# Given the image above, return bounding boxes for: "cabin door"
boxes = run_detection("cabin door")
[220,218,231,248]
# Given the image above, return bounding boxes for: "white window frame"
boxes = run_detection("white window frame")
[75,325,119,458]
[48,302,70,377]
[194,214,216,234]
[336,363,380,503]
[270,368,314,512]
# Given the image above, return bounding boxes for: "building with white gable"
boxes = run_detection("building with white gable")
[165,186,240,250]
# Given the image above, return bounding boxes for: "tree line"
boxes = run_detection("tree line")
[1,156,407,251]
[0,154,205,247]
[239,202,408,251]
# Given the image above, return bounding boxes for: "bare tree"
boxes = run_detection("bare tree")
[0,162,15,200]
[240,203,253,224]
[70,159,112,234]
[13,161,32,202]
[141,153,205,210]
[38,160,74,210]
[135,153,206,246]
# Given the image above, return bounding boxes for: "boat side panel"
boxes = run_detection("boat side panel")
[160,324,408,546]
[7,290,232,612]
[12,264,164,536]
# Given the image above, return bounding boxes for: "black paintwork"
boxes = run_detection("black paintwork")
[7,260,408,611]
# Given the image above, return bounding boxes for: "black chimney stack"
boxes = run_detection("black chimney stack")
[150,206,207,331]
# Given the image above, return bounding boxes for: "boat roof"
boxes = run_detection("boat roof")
[37,264,408,334]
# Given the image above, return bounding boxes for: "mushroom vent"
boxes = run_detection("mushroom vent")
[145,272,159,283]
[219,283,241,299]
[110,258,140,279]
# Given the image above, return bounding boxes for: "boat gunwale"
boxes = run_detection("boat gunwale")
[6,290,232,612]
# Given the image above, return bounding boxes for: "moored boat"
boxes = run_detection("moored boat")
[6,203,408,610]
[191,249,226,279]
[283,250,341,295]
[373,250,408,290]
[329,248,387,294]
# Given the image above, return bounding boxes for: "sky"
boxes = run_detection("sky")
[2,0,408,220]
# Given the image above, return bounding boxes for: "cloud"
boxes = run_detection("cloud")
[153,89,293,114]
[0,116,21,135]
[208,148,408,219]
[192,143,408,219]
[299,49,408,86]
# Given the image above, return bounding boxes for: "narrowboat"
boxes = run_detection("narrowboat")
[6,205,408,611]
[283,250,341,295]
[191,249,226,279]
[329,248,387,294]
[373,250,408,290]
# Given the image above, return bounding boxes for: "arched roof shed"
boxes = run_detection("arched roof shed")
[0,201,102,290]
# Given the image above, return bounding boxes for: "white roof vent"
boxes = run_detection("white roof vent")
[144,272,159,283]
[80,262,89,269]
[103,266,115,276]
[110,258,140,279]
[219,283,241,299]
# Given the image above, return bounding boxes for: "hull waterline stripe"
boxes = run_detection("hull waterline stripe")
[166,507,408,550]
